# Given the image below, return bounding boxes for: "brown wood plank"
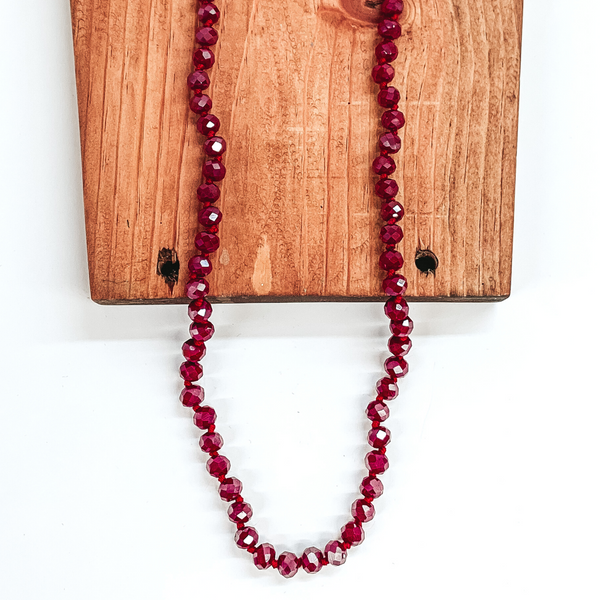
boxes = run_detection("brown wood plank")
[70,0,522,304]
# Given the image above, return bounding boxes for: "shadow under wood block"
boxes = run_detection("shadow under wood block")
[70,0,523,305]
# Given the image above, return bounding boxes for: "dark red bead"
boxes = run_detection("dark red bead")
[379,132,402,154]
[376,377,398,400]
[382,274,407,296]
[389,336,412,357]
[188,298,212,322]
[182,339,207,361]
[203,136,227,157]
[378,86,400,108]
[190,320,215,342]
[188,255,213,277]
[203,160,226,181]
[372,64,395,84]
[187,70,210,91]
[190,94,212,115]
[340,521,364,547]
[219,477,243,501]
[277,552,299,578]
[360,475,384,499]
[375,178,399,199]
[385,356,409,379]
[196,26,218,46]
[193,406,216,429]
[195,231,220,254]
[380,199,404,222]
[193,48,215,69]
[180,385,205,407]
[381,0,404,16]
[228,501,253,524]
[379,249,404,270]
[197,114,221,136]
[382,109,405,131]
[390,317,413,336]
[198,2,220,25]
[180,361,203,382]
[300,547,323,574]
[206,454,230,478]
[235,526,259,549]
[351,498,376,523]
[378,19,402,39]
[254,543,276,570]
[380,223,403,244]
[198,206,222,228]
[366,400,390,422]
[324,540,347,566]
[199,432,223,453]
[185,278,210,299]
[373,155,396,176]
[197,182,220,203]
[365,451,389,474]
[375,40,399,63]
[384,296,409,320]
[368,426,392,449]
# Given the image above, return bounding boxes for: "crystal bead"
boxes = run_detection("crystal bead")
[301,547,323,574]
[193,48,215,70]
[198,2,220,25]
[182,339,207,362]
[378,86,400,108]
[203,160,226,181]
[197,182,220,202]
[235,526,259,549]
[360,475,384,499]
[381,0,405,17]
[187,70,210,91]
[384,296,409,320]
[204,136,227,157]
[372,64,395,84]
[375,178,399,199]
[378,19,402,39]
[379,132,402,154]
[197,114,221,136]
[193,406,216,429]
[190,94,212,115]
[198,206,222,228]
[382,274,407,296]
[179,385,204,407]
[380,223,403,244]
[188,255,213,277]
[379,249,404,270]
[277,552,299,578]
[254,543,276,570]
[380,199,404,222]
[200,432,223,453]
[366,400,390,422]
[376,377,398,400]
[365,451,389,474]
[195,231,220,254]
[389,336,412,357]
[382,110,406,131]
[368,426,392,449]
[228,501,253,524]
[196,26,218,46]
[385,356,409,379]
[180,361,203,382]
[390,317,413,336]
[206,454,230,478]
[324,540,347,566]
[373,155,396,176]
[375,41,399,63]
[190,320,215,342]
[219,477,243,501]
[188,298,213,322]
[351,498,376,523]
[341,521,364,547]
[185,278,210,299]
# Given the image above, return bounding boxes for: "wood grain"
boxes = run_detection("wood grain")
[70,0,523,304]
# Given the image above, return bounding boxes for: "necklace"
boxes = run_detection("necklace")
[179,0,411,577]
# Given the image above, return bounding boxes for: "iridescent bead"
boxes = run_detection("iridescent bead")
[373,155,396,176]
[182,339,207,361]
[375,40,398,63]
[204,136,227,157]
[351,498,376,522]
[378,19,402,39]
[197,114,221,136]
[193,48,215,70]
[379,132,402,154]
[190,94,212,115]
[380,223,403,244]
[340,521,364,547]
[188,298,212,322]
[376,377,398,400]
[324,540,347,566]
[199,432,223,453]
[389,336,412,357]
[382,274,407,296]
[390,317,413,336]
[235,526,259,549]
[360,475,384,499]
[198,2,220,25]
[368,426,392,449]
[196,26,218,46]
[198,206,222,227]
[193,406,216,429]
[195,231,220,254]
[381,0,405,17]
[366,400,390,422]
[185,278,210,299]
[206,454,230,478]
[379,249,404,271]
[180,361,203,382]
[384,296,409,320]
[372,64,395,84]
[219,477,243,501]
[382,109,406,131]
[378,86,400,108]
[203,160,226,181]
[365,451,389,475]
[187,70,210,91]
[228,501,253,524]
[380,199,404,222]
[385,356,409,379]
[277,552,299,578]
[375,178,399,199]
[254,543,276,570]
[179,385,204,407]
[190,320,215,342]
[300,547,324,574]
[188,255,213,277]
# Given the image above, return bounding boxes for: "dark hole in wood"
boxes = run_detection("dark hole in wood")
[415,249,438,275]
[157,248,180,291]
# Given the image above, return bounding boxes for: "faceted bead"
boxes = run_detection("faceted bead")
[365,450,389,474]
[360,475,384,499]
[351,498,376,523]
[235,526,259,549]
[193,406,216,429]
[206,454,230,478]
[379,249,404,271]
[198,205,222,227]
[378,19,402,39]
[373,155,396,176]
[187,70,210,91]
[372,64,395,84]
[190,94,212,115]
[385,356,409,379]
[382,274,407,296]
[180,385,205,407]
[188,298,213,322]
[381,0,405,16]
[380,223,403,244]
[380,199,404,222]
[368,426,392,449]
[204,136,227,157]
[198,2,220,25]
[197,182,220,203]
[301,547,323,574]
[189,255,213,277]
[379,132,402,154]
[197,114,221,136]
[390,317,413,337]
[340,521,364,547]
[195,231,220,254]
[219,477,243,501]
[193,48,215,70]
[366,400,390,422]
[182,339,207,362]
[384,296,409,320]
[228,501,253,524]
[382,109,406,131]
[203,160,226,181]
[200,432,223,453]
[378,86,400,108]
[389,336,412,357]
[324,540,347,566]
[277,552,299,578]
[196,26,218,46]
[180,361,203,382]
[185,278,210,299]
[190,320,215,342]
[376,376,398,400]
[375,178,399,199]
[254,543,276,570]
[375,40,399,63]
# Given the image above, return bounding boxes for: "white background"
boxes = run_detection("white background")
[1,1,599,598]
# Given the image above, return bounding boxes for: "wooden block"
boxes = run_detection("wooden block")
[70,0,522,304]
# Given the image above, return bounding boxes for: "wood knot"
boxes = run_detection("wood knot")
[157,248,180,292]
